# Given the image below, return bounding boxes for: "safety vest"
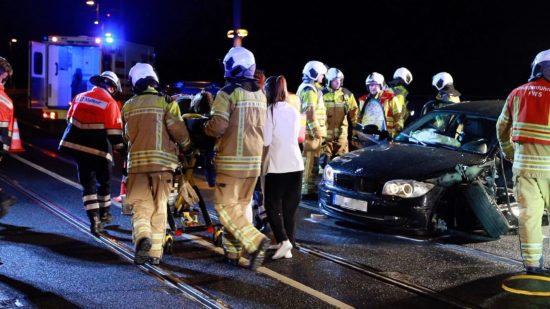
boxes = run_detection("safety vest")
[507,79,550,145]
[298,82,326,138]
[0,84,14,151]
[59,87,124,162]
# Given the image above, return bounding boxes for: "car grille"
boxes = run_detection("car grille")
[334,174,380,193]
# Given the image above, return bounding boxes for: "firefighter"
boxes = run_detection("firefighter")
[421,72,462,117]
[59,71,125,237]
[322,67,358,161]
[204,47,271,271]
[122,63,190,265]
[356,72,400,142]
[0,57,16,217]
[298,60,327,198]
[497,49,550,276]
[387,67,413,128]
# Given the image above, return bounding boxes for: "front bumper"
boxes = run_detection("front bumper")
[319,182,444,233]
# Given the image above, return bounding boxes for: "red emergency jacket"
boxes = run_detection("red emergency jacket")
[507,78,550,145]
[59,87,124,162]
[0,84,14,151]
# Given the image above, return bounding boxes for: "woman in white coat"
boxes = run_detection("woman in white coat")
[263,75,304,259]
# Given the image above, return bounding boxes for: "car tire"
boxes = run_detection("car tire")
[463,181,510,238]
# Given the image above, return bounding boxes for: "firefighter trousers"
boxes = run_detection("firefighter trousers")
[302,136,323,195]
[514,176,550,268]
[74,153,112,217]
[127,172,171,259]
[214,174,267,259]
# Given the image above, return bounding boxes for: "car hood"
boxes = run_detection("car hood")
[330,143,489,180]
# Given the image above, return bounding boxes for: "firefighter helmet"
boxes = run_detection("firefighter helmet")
[302,61,327,80]
[129,63,159,87]
[0,57,13,77]
[365,72,385,86]
[432,72,453,91]
[393,67,413,85]
[90,71,122,93]
[326,68,344,82]
[223,46,256,79]
[530,49,550,81]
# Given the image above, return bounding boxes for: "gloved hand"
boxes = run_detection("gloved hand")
[378,130,390,141]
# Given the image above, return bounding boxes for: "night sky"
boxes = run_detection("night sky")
[1,0,549,100]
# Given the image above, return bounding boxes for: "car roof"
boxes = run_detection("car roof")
[436,100,504,119]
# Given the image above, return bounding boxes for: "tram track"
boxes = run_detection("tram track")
[0,173,230,309]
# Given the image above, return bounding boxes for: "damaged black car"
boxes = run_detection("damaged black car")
[319,100,529,238]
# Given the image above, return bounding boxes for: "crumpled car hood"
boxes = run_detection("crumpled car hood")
[330,143,488,180]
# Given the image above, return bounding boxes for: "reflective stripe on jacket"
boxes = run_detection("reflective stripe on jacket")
[123,89,190,173]
[59,87,123,162]
[204,79,266,178]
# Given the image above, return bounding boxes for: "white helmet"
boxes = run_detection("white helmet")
[129,63,159,87]
[393,67,413,85]
[365,72,384,86]
[432,72,453,91]
[223,46,256,79]
[326,68,344,82]
[530,49,550,81]
[302,60,327,80]
[90,71,122,93]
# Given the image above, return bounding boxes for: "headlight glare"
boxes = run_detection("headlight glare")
[382,180,434,198]
[324,165,334,184]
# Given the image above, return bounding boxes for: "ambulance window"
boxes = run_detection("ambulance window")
[33,52,43,75]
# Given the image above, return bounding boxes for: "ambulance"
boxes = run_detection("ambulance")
[29,35,154,121]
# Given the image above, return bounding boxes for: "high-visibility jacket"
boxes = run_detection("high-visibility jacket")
[389,84,409,130]
[0,84,14,151]
[323,87,358,142]
[358,90,399,137]
[298,82,326,139]
[59,87,124,162]
[123,89,189,173]
[497,78,550,177]
[204,78,266,178]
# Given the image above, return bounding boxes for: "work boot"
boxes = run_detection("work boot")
[100,208,113,224]
[526,266,550,277]
[134,238,152,265]
[248,238,271,271]
[0,193,16,219]
[87,211,104,238]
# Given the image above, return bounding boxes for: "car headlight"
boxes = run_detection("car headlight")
[323,165,334,184]
[382,180,434,198]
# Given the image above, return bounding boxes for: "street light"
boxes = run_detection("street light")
[226,28,248,47]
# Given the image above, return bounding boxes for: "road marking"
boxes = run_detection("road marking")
[9,151,356,309]
[184,234,355,309]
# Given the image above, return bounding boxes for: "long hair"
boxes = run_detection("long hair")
[265,75,288,106]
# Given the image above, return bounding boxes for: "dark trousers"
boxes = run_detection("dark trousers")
[264,171,303,245]
[74,152,112,213]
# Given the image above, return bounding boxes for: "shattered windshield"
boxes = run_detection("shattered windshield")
[394,111,497,155]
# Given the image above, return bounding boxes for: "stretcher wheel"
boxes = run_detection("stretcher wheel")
[164,234,174,255]
[213,226,223,247]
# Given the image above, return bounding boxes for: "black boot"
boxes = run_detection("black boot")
[100,207,113,224]
[87,211,104,237]
[134,238,152,265]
